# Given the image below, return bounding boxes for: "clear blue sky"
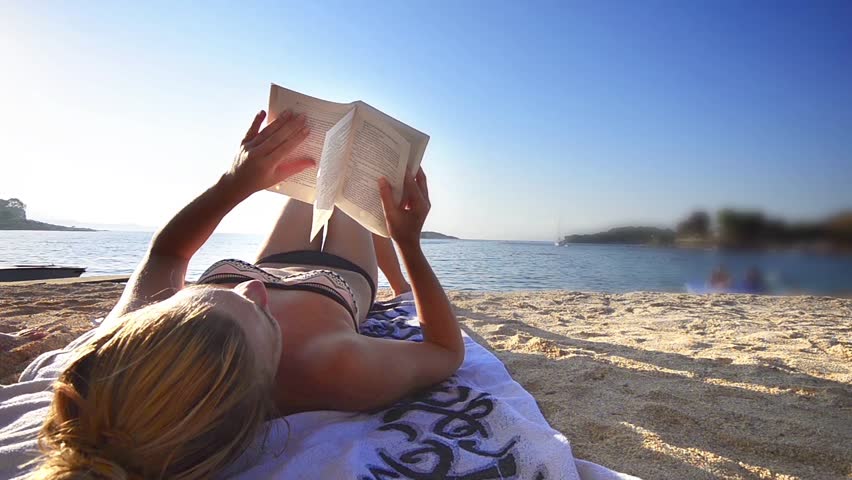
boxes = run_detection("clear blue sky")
[1,0,850,240]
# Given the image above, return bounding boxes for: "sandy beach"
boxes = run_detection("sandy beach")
[1,281,850,479]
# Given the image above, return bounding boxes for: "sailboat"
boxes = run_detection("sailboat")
[554,216,563,246]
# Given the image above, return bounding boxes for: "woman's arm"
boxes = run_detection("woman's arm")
[150,110,310,260]
[383,169,463,361]
[105,179,250,321]
[397,240,464,362]
[311,169,463,411]
[149,177,251,261]
[106,110,312,319]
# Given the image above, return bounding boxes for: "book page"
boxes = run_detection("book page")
[266,84,353,203]
[336,106,411,237]
[353,101,430,175]
[310,107,356,241]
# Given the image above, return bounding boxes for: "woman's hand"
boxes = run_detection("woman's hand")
[225,110,314,195]
[378,168,430,250]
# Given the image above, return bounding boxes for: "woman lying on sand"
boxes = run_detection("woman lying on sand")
[31,110,462,479]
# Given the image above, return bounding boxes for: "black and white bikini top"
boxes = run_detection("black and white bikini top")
[197,259,359,327]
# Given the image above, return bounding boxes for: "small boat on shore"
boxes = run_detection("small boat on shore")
[0,264,86,282]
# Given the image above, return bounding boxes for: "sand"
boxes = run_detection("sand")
[1,281,125,384]
[1,282,850,479]
[449,291,851,480]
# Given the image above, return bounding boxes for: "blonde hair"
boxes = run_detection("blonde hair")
[29,295,275,479]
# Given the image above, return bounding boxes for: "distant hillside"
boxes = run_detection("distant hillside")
[673,208,852,252]
[560,226,674,246]
[422,231,459,240]
[0,198,95,231]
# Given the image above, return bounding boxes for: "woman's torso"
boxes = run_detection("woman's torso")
[265,285,357,414]
[197,260,363,415]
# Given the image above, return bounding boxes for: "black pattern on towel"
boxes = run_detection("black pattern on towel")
[354,299,555,480]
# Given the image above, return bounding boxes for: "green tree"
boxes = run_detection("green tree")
[0,198,27,221]
[717,209,767,248]
[676,211,710,238]
[826,211,852,245]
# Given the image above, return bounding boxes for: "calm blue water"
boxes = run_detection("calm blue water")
[2,231,852,295]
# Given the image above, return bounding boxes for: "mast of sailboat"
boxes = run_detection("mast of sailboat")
[555,214,562,246]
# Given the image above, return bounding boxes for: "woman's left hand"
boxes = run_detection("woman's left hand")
[378,167,431,251]
[225,110,314,195]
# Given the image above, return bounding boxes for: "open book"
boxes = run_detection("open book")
[266,84,429,239]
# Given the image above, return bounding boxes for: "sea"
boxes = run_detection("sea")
[2,230,852,295]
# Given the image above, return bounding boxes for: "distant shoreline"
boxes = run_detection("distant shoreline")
[0,222,97,232]
[558,210,852,254]
[421,231,459,240]
[1,199,97,231]
[557,240,852,257]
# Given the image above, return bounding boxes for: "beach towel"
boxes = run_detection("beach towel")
[0,295,638,480]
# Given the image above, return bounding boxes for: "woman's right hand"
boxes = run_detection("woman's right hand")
[224,110,314,196]
[378,168,430,250]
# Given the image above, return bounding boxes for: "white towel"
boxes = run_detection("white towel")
[0,300,639,480]
[0,326,101,480]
